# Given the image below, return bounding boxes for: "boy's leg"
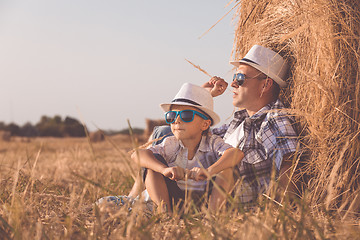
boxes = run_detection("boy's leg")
[128,125,173,198]
[143,154,184,213]
[145,169,171,213]
[208,168,235,212]
[128,177,144,198]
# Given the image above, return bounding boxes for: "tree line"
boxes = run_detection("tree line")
[0,115,86,137]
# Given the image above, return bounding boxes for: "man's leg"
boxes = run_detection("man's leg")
[208,168,234,212]
[277,154,300,201]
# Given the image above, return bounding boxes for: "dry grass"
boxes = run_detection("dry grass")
[0,136,136,239]
[0,135,359,239]
[231,0,360,225]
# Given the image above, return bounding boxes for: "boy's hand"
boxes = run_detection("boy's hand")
[202,76,228,97]
[162,166,186,181]
[189,167,209,181]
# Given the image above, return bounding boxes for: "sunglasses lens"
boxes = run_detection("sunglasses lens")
[237,79,244,86]
[233,73,245,86]
[165,111,177,123]
[180,110,194,122]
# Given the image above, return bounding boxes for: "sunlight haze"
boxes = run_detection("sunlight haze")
[0,0,236,131]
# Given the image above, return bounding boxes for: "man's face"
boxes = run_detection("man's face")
[231,64,265,109]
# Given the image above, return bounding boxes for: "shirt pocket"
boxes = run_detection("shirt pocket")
[242,147,267,165]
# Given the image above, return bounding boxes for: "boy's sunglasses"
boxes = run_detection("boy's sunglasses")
[165,110,209,124]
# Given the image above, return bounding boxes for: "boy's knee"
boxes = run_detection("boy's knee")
[145,169,164,182]
[145,169,157,177]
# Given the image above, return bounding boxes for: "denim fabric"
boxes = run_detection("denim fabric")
[151,125,173,145]
[96,195,134,211]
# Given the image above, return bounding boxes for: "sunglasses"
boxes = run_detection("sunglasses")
[165,110,209,124]
[232,73,247,86]
[233,73,268,86]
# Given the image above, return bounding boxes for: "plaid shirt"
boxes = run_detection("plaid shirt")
[212,99,299,202]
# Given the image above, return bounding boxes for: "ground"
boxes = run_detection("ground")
[0,135,358,239]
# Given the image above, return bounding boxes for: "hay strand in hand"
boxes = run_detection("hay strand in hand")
[185,59,212,78]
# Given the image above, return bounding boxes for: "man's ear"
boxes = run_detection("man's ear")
[263,78,274,91]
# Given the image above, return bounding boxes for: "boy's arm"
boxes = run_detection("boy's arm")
[131,149,186,181]
[131,149,167,173]
[192,148,243,181]
[208,148,243,175]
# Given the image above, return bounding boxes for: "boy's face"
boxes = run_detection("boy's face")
[169,105,211,141]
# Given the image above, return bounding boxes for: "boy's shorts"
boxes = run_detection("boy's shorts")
[143,154,212,210]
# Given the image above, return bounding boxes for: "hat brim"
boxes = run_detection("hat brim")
[230,60,287,87]
[160,102,220,126]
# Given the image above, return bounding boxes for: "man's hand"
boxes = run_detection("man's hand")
[189,167,209,181]
[202,76,228,97]
[162,166,186,181]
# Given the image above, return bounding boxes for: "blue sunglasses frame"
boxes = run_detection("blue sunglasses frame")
[165,110,209,124]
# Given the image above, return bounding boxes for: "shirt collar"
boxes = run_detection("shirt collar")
[233,108,249,123]
[233,99,283,121]
[198,135,211,152]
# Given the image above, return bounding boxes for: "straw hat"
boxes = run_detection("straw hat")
[230,45,289,87]
[160,83,220,126]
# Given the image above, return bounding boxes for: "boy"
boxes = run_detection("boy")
[131,83,243,212]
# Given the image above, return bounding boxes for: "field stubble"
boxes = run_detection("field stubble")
[0,135,359,239]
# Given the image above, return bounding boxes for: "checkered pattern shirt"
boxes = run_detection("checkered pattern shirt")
[212,99,299,202]
[148,134,233,192]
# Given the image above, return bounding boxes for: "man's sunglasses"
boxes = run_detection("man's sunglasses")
[233,73,267,86]
[232,73,247,86]
[165,110,209,124]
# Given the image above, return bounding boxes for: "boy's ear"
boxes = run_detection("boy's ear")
[201,119,211,131]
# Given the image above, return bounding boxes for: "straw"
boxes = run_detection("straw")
[232,0,360,213]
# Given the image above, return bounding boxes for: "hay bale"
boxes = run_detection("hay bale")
[143,118,167,139]
[89,130,105,142]
[0,130,11,141]
[232,0,360,211]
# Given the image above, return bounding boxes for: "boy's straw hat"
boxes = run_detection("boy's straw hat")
[230,45,289,87]
[160,83,220,126]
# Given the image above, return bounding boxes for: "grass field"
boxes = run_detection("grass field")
[0,135,359,239]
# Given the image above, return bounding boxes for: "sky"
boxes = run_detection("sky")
[0,0,238,131]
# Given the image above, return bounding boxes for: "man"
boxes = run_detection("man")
[206,44,299,206]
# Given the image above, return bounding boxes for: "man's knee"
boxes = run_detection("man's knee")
[215,168,235,190]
